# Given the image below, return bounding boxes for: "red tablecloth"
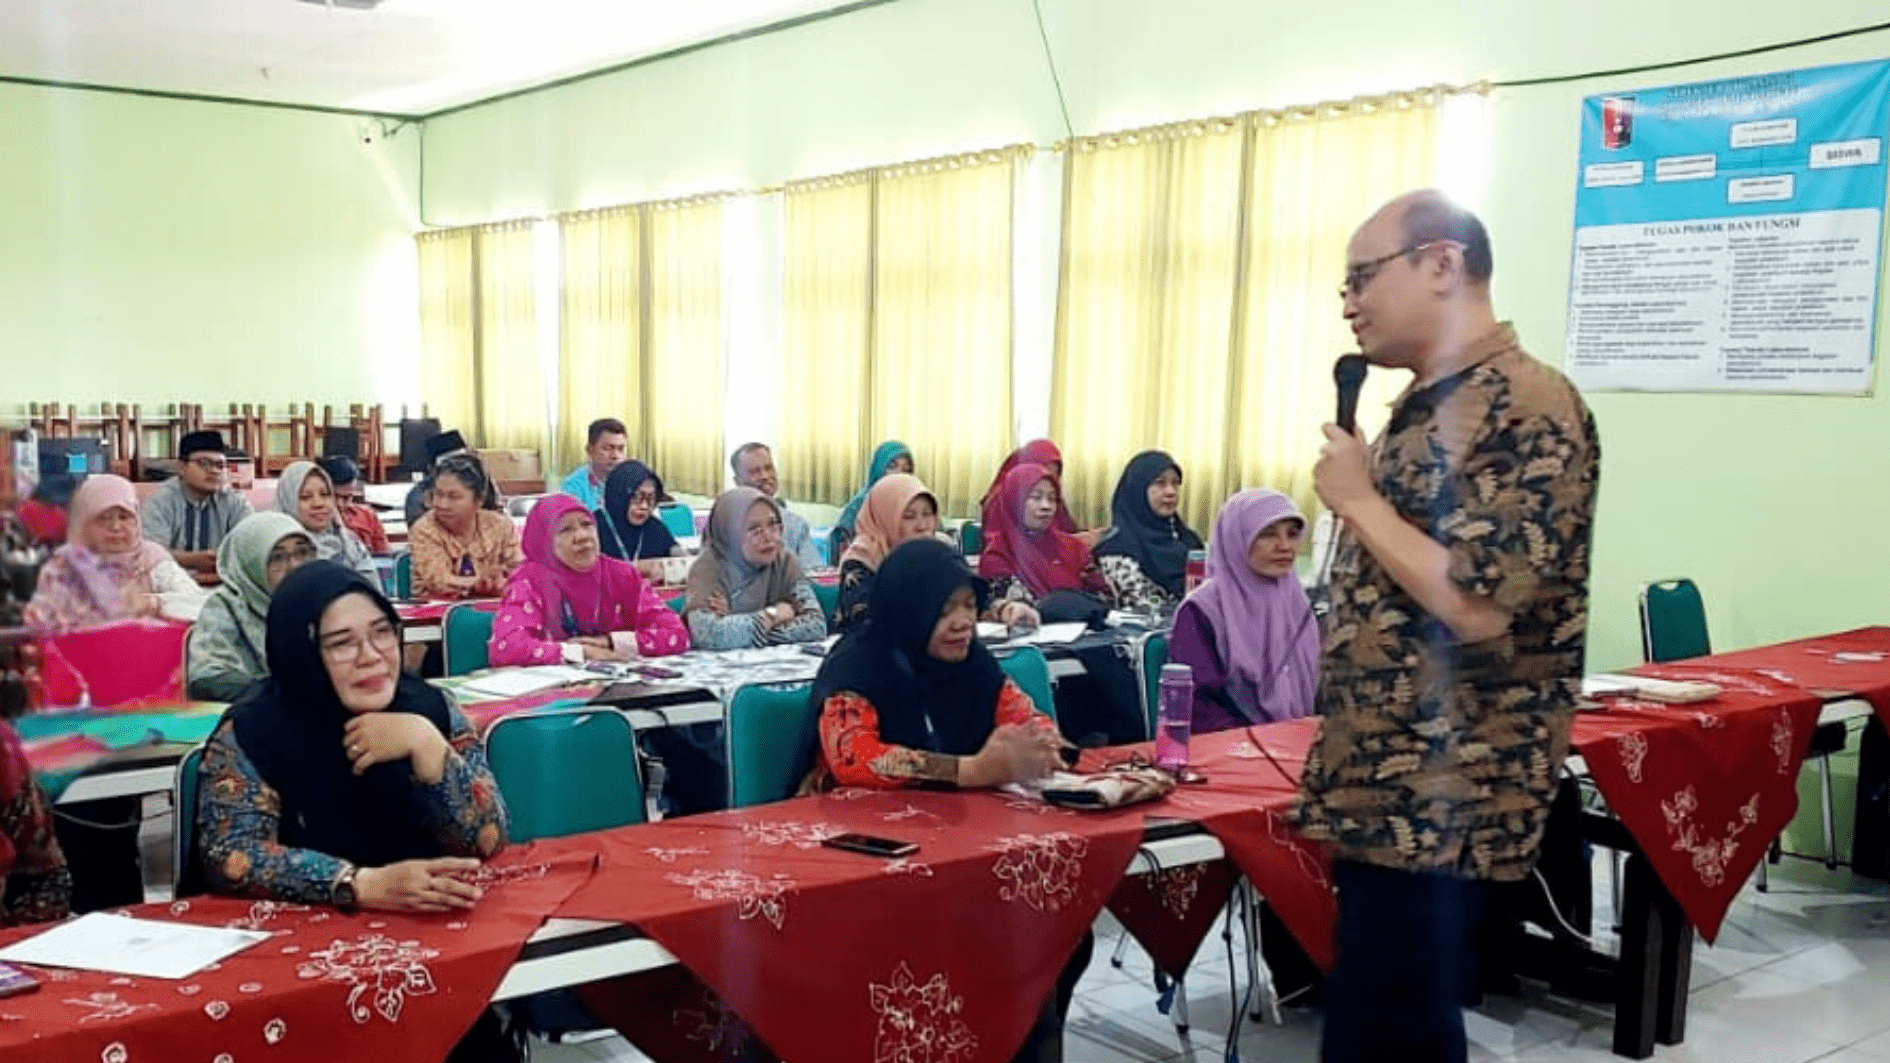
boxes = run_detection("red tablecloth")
[1582,664,1823,941]
[1654,626,1890,724]
[0,844,594,1063]
[555,787,1147,1063]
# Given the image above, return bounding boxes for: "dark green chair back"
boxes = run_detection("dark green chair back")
[1640,578,1710,663]
[485,707,646,840]
[812,581,840,623]
[726,682,819,808]
[997,646,1057,722]
[444,603,496,677]
[958,522,983,556]
[172,743,208,898]
[1138,632,1169,739]
[393,552,413,598]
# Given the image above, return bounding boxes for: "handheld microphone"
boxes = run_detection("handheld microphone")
[1333,354,1369,434]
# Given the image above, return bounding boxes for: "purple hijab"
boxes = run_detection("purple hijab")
[1180,489,1319,722]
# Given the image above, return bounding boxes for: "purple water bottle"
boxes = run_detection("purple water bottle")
[1155,663,1194,773]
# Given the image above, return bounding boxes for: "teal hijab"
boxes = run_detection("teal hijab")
[835,441,912,533]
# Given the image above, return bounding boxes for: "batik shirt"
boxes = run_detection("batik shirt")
[1291,324,1599,883]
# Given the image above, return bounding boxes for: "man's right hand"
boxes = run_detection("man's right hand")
[174,549,216,572]
[353,857,484,913]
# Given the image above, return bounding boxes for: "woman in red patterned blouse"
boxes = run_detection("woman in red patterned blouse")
[808,539,1065,791]
[0,721,69,926]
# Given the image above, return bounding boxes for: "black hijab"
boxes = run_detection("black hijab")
[811,539,1007,759]
[227,561,455,869]
[1094,450,1204,596]
[597,460,678,563]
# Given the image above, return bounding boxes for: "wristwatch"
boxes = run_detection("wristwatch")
[332,864,360,912]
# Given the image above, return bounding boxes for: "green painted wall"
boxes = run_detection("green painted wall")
[0,84,424,415]
[425,0,1890,673]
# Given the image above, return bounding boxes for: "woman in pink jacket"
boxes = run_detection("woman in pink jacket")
[488,495,689,666]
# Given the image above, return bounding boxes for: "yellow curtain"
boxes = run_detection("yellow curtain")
[1230,95,1443,512]
[557,207,643,475]
[873,152,1019,519]
[644,198,727,496]
[416,229,476,434]
[471,221,547,455]
[777,175,874,505]
[1051,89,1459,532]
[1050,122,1247,532]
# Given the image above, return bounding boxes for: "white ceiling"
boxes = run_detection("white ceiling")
[0,0,871,116]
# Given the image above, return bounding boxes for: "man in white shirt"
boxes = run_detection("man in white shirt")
[729,442,823,570]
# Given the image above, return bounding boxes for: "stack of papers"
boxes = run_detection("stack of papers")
[458,665,595,699]
[0,912,271,979]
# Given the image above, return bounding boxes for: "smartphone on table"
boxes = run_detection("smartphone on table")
[820,833,919,859]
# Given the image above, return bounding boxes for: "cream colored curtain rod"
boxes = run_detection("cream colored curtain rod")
[426,80,1487,232]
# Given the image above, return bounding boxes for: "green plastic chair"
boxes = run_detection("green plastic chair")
[1136,631,1169,740]
[393,552,413,598]
[997,646,1057,723]
[171,743,209,898]
[725,681,819,808]
[812,581,840,622]
[485,707,647,840]
[659,505,696,539]
[958,522,983,556]
[1639,578,1709,662]
[666,594,687,617]
[444,603,496,677]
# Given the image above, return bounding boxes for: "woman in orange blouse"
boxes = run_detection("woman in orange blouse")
[406,455,521,599]
[809,538,1064,791]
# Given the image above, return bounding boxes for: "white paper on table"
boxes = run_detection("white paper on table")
[0,912,272,979]
[459,665,596,699]
[976,622,1010,641]
[1010,622,1087,646]
[1580,674,1640,697]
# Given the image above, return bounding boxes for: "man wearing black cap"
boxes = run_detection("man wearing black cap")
[142,430,253,575]
[319,456,389,554]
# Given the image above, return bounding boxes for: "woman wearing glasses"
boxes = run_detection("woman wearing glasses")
[185,512,320,700]
[24,474,206,631]
[594,459,684,583]
[197,561,507,907]
[195,562,514,1056]
[682,487,827,651]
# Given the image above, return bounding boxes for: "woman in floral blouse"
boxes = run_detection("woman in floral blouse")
[0,720,70,926]
[196,562,507,912]
[489,494,689,666]
[407,455,521,600]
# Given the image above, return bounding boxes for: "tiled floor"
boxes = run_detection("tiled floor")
[531,855,1890,1063]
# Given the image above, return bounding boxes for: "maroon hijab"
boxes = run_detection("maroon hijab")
[980,440,1079,534]
[976,464,1102,597]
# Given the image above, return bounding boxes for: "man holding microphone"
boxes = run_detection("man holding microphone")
[1292,190,1600,1063]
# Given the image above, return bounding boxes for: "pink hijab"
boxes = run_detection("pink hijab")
[977,464,1104,597]
[28,475,171,630]
[980,440,1080,534]
[1180,489,1319,722]
[511,495,651,639]
[839,474,936,572]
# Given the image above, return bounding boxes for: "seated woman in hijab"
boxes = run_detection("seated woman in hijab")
[275,461,379,583]
[1169,489,1318,731]
[408,454,521,599]
[0,720,71,926]
[831,440,912,553]
[25,474,206,631]
[186,512,319,701]
[980,439,1079,535]
[832,474,1039,636]
[594,459,684,583]
[197,561,508,909]
[683,487,826,651]
[490,495,689,667]
[808,538,1087,1063]
[978,463,1112,613]
[1094,450,1204,615]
